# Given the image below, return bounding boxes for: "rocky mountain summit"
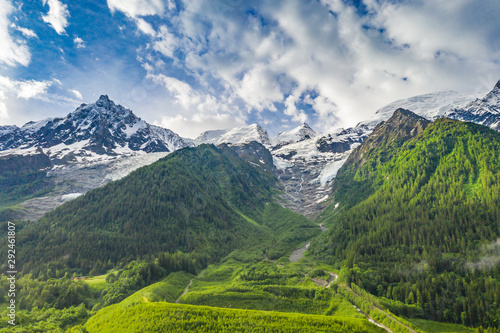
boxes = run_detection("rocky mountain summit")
[447,80,500,130]
[0,95,189,159]
[194,124,271,146]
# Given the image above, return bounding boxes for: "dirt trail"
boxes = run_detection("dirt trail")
[345,285,417,333]
[319,221,328,232]
[307,270,391,332]
[282,239,394,332]
[175,270,205,303]
[289,241,310,263]
[326,271,338,287]
[289,218,330,263]
[311,271,338,288]
[352,304,394,333]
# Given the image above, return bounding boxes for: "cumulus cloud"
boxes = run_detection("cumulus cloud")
[284,94,308,124]
[135,18,156,36]
[147,72,246,137]
[0,76,51,99]
[73,36,85,48]
[148,73,199,109]
[0,91,8,120]
[135,0,500,133]
[17,0,499,135]
[152,25,178,58]
[107,0,167,17]
[11,24,38,38]
[42,0,70,35]
[69,89,83,100]
[0,0,31,66]
[0,76,52,120]
[236,65,283,112]
[156,113,245,138]
[16,80,51,99]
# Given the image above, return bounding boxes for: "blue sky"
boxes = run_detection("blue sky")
[1,0,500,138]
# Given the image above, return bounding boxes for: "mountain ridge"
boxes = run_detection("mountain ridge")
[312,110,500,327]
[194,123,272,146]
[0,95,189,157]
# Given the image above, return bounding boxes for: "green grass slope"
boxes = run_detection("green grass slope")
[85,301,384,333]
[85,259,383,333]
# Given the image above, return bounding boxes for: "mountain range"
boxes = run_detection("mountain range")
[4,79,500,332]
[2,80,500,222]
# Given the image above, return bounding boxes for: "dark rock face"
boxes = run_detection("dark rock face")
[274,151,297,160]
[346,108,430,168]
[316,138,351,154]
[0,152,53,177]
[315,126,369,154]
[221,141,274,172]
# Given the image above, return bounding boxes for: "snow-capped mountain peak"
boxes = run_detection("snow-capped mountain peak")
[272,123,317,147]
[359,90,480,128]
[446,81,500,130]
[0,125,19,136]
[0,95,189,159]
[95,94,114,108]
[481,79,500,105]
[194,123,271,146]
[359,80,500,133]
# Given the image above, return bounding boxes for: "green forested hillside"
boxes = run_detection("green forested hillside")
[0,153,54,205]
[16,143,317,275]
[312,115,500,328]
[16,144,271,273]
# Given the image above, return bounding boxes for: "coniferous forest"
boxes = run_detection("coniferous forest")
[312,116,500,327]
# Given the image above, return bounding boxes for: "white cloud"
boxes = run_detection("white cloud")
[135,18,155,36]
[18,0,499,135]
[69,89,83,100]
[0,0,31,66]
[16,80,51,99]
[129,0,500,135]
[0,90,8,120]
[0,76,52,120]
[0,76,51,99]
[107,0,166,17]
[147,73,246,137]
[152,25,177,58]
[284,94,307,124]
[11,24,38,38]
[236,65,283,112]
[156,113,245,138]
[42,0,70,35]
[73,36,85,48]
[148,73,199,109]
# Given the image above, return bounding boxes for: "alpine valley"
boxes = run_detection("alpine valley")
[2,81,500,332]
